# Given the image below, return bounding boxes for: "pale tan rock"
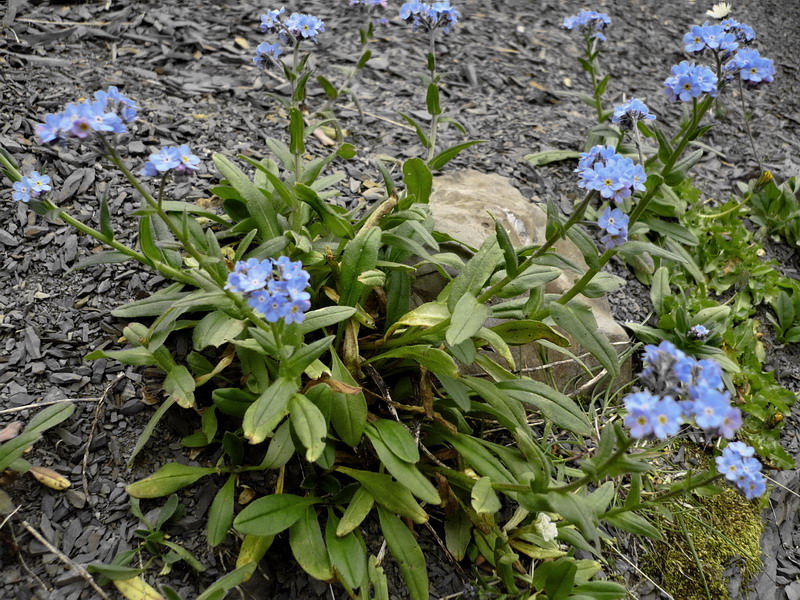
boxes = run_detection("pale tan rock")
[425,170,631,391]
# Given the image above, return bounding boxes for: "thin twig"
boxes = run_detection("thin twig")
[0,504,20,531]
[0,398,102,417]
[763,474,800,499]
[20,519,112,600]
[10,527,49,594]
[82,373,125,503]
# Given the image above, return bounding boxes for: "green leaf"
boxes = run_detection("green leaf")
[549,302,619,378]
[650,266,670,316]
[196,565,258,600]
[402,157,432,205]
[164,365,196,409]
[463,376,527,431]
[471,477,501,514]
[641,216,699,246]
[24,402,75,435]
[426,82,441,116]
[193,311,246,350]
[243,377,299,445]
[0,430,41,472]
[368,345,458,379]
[294,184,354,238]
[86,563,146,581]
[523,149,581,166]
[446,292,489,346]
[329,353,367,447]
[377,506,428,600]
[336,467,428,523]
[570,581,627,599]
[289,394,327,462]
[371,419,419,463]
[337,487,374,537]
[498,379,592,436]
[317,75,338,99]
[369,556,390,600]
[127,462,216,498]
[398,114,431,150]
[447,236,502,312]
[489,320,569,346]
[444,510,471,560]
[290,506,333,581]
[326,512,367,589]
[213,154,280,241]
[299,306,357,335]
[494,217,518,276]
[234,494,319,536]
[289,107,305,157]
[85,346,157,367]
[606,511,662,540]
[364,428,441,505]
[340,227,381,307]
[70,250,132,271]
[545,558,577,600]
[621,240,687,264]
[207,475,236,546]
[428,140,485,171]
[547,492,599,546]
[284,336,334,379]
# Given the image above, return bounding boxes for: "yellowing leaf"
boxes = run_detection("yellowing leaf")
[234,36,249,49]
[113,576,165,600]
[29,466,70,490]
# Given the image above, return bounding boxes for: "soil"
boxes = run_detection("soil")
[1,0,799,599]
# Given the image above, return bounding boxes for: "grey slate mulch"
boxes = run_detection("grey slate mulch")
[1,0,799,598]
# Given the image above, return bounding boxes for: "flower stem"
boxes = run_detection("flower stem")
[737,78,764,173]
[425,30,440,163]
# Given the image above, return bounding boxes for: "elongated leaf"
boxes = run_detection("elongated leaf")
[447,236,502,312]
[523,149,581,166]
[290,507,333,580]
[439,431,516,486]
[371,419,419,463]
[85,346,157,366]
[336,467,428,523]
[127,462,216,498]
[329,353,367,447]
[463,376,526,431]
[398,114,430,150]
[243,377,298,444]
[207,475,236,546]
[196,564,258,599]
[606,510,661,540]
[377,506,428,600]
[289,394,327,462]
[428,140,485,171]
[365,428,441,505]
[285,336,334,380]
[299,306,357,335]
[71,250,131,271]
[326,512,366,589]
[294,183,354,238]
[234,494,319,536]
[402,157,432,204]
[549,302,619,378]
[337,487,374,537]
[128,397,176,466]
[86,563,146,581]
[193,311,246,350]
[0,431,41,472]
[368,345,458,379]
[498,379,592,436]
[446,292,489,346]
[471,477,501,514]
[164,365,196,409]
[340,227,381,307]
[24,402,75,434]
[214,154,280,240]
[489,319,569,346]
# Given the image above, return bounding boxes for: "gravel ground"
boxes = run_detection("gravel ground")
[1,0,799,598]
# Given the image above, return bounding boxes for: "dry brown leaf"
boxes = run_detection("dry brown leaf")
[29,466,71,491]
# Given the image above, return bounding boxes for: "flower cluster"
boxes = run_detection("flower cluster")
[576,145,646,204]
[399,1,459,33]
[225,257,311,324]
[562,10,611,42]
[36,86,138,144]
[254,8,324,67]
[597,206,629,249]
[623,342,765,499]
[724,48,775,86]
[141,145,201,177]
[683,21,738,55]
[612,98,656,130]
[350,0,387,7]
[715,442,767,499]
[663,61,718,102]
[11,171,51,203]
[721,18,755,44]
[626,341,743,439]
